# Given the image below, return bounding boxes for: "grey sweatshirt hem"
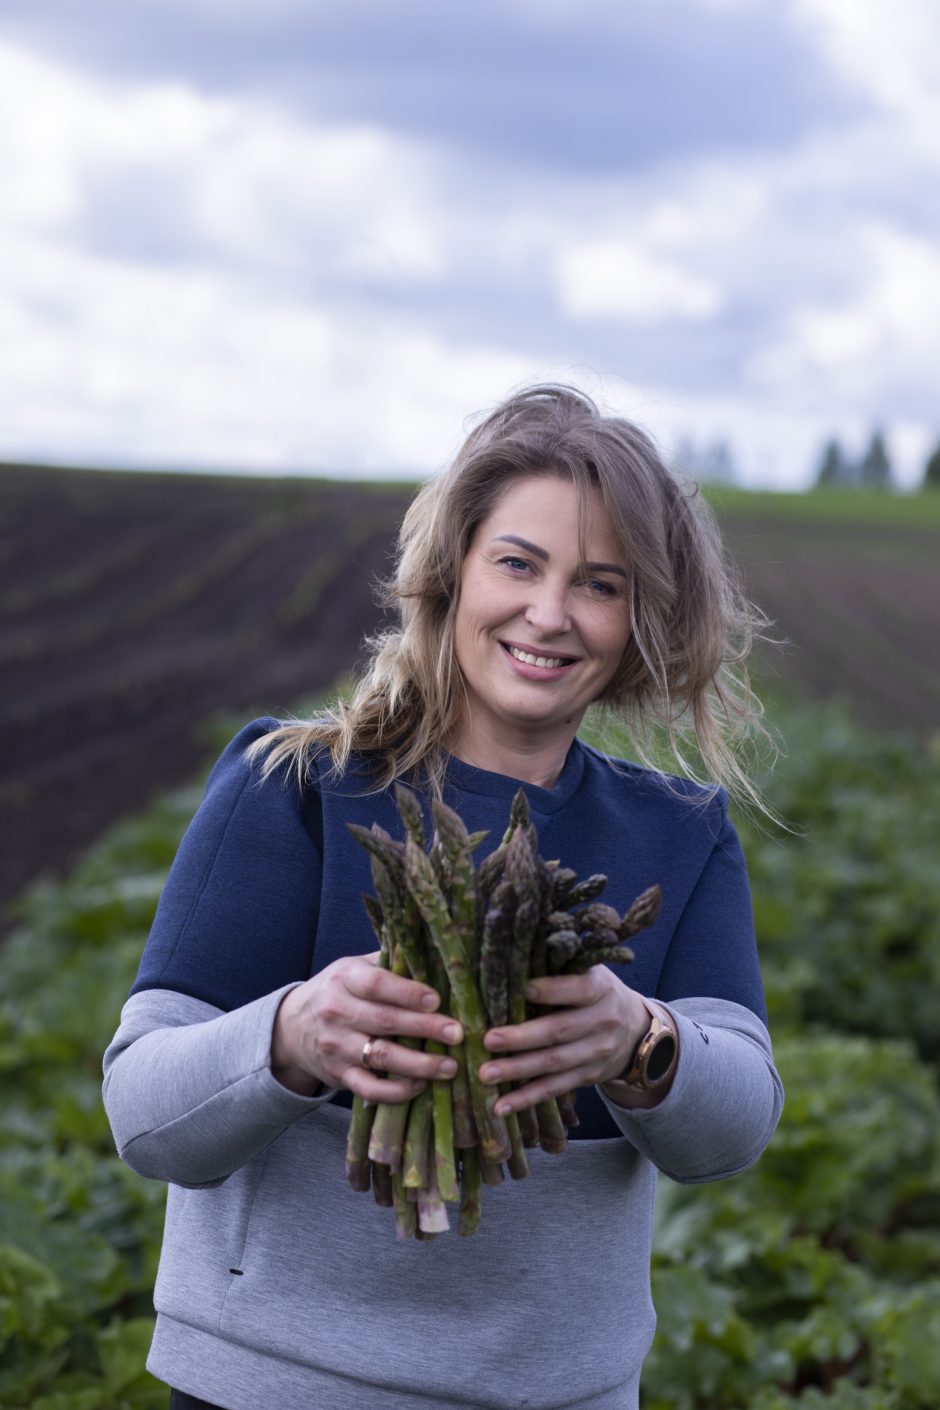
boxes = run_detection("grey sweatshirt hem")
[149,1315,643,1410]
[105,990,779,1410]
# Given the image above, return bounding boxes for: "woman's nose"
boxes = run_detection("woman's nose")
[524,581,571,634]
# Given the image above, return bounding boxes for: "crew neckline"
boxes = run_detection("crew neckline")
[443,737,586,814]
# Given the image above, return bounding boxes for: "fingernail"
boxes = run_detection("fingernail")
[480,1064,500,1083]
[495,1101,510,1117]
[524,983,538,1000]
[421,992,440,1010]
[486,1032,505,1050]
[443,1022,462,1043]
[441,1059,458,1077]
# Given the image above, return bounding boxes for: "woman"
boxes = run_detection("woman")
[103,384,783,1410]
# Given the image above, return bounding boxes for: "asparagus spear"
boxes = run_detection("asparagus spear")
[431,799,480,965]
[392,1167,417,1239]
[345,892,391,1188]
[371,1160,394,1208]
[417,1160,451,1234]
[458,1147,483,1237]
[402,1085,433,1189]
[404,836,512,1164]
[450,1041,478,1149]
[347,787,663,1238]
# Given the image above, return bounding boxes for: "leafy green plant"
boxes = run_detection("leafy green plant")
[0,791,198,1409]
[739,704,940,1061]
[645,1034,940,1408]
[1,700,938,1407]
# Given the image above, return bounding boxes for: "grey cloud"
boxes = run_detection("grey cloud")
[3,0,871,174]
[69,164,210,265]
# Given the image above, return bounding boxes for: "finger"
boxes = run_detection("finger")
[344,964,464,1047]
[343,1066,428,1104]
[479,1033,607,1091]
[494,1071,589,1117]
[484,1004,593,1054]
[523,970,610,1009]
[346,956,445,1014]
[351,998,464,1049]
[359,1037,459,1084]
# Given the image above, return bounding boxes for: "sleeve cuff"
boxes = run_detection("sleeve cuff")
[597,997,783,1183]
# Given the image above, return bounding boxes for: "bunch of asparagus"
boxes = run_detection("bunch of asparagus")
[345,786,662,1238]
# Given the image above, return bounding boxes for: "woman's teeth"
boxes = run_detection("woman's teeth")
[507,645,570,668]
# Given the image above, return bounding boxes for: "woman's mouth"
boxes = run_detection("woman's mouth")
[501,642,577,674]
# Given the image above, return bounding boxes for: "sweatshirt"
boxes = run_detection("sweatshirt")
[103,718,783,1410]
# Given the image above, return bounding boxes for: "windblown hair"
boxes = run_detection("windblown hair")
[252,384,772,808]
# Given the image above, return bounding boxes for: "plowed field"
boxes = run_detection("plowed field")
[2,465,938,925]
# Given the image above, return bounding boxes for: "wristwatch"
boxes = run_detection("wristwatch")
[620,1014,678,1092]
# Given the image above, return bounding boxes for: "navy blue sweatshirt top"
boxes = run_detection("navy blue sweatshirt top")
[131,718,767,1141]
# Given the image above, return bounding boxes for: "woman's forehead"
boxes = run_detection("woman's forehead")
[476,475,622,557]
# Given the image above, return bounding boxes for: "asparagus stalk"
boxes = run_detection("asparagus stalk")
[392,1167,417,1239]
[450,1040,478,1149]
[426,1039,460,1201]
[431,799,480,965]
[402,1085,433,1189]
[371,1160,394,1208]
[404,837,512,1164]
[347,786,663,1238]
[346,1107,375,1191]
[458,1147,483,1237]
[346,891,391,1188]
[417,1160,451,1234]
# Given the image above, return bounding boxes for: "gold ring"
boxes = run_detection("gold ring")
[361,1037,380,1071]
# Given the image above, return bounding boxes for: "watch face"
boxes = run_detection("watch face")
[647,1032,677,1082]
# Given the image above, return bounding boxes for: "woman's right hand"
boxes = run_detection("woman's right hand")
[270,952,463,1101]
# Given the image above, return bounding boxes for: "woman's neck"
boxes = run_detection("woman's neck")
[446,717,576,788]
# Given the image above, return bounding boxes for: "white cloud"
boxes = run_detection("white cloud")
[792,0,940,133]
[1,2,939,490]
[554,239,724,322]
[747,224,940,409]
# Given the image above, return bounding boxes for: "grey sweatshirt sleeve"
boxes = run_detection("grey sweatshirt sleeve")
[102,986,338,1188]
[599,996,783,1183]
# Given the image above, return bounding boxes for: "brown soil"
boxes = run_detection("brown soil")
[0,465,410,927]
[2,466,937,926]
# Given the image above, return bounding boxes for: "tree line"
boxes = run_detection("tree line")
[816,430,940,490]
[675,431,940,491]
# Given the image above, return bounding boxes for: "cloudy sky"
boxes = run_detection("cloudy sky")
[1,0,938,488]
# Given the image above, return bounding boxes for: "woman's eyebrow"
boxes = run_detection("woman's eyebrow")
[585,560,629,580]
[493,534,549,561]
[493,534,628,580]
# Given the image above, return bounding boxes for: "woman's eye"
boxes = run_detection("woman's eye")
[585,578,617,597]
[499,556,531,572]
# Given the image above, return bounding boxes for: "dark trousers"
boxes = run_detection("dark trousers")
[170,1393,225,1410]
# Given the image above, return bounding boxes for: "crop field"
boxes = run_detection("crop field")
[710,487,940,729]
[2,461,939,1408]
[2,463,938,925]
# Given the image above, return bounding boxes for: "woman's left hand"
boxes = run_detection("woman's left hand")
[479,968,651,1116]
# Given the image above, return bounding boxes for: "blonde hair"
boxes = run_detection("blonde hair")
[252,384,772,808]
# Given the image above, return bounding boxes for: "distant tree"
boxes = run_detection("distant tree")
[673,434,738,485]
[704,438,737,485]
[858,429,893,489]
[815,437,852,488]
[923,440,940,489]
[672,435,699,481]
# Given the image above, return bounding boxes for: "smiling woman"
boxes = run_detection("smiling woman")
[103,384,782,1410]
[452,475,633,782]
[260,381,768,804]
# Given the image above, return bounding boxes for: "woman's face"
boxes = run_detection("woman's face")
[451,474,632,764]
